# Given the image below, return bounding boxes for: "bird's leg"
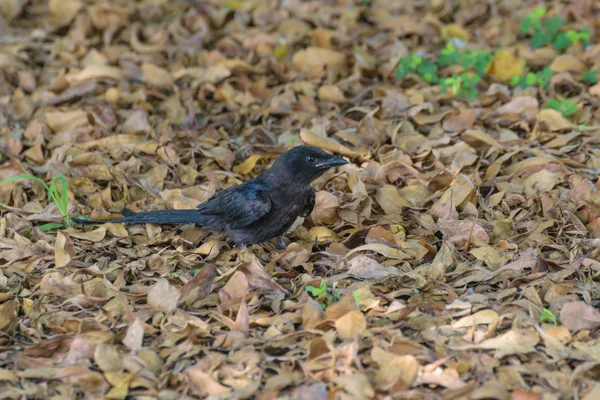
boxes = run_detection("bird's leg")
[277,236,287,250]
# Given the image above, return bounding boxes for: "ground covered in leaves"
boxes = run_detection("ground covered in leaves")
[1,0,600,399]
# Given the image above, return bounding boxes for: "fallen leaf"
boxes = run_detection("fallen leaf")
[335,310,367,340]
[486,50,524,82]
[560,301,600,331]
[122,318,144,351]
[55,231,75,268]
[147,279,180,314]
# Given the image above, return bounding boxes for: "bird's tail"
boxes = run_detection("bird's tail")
[72,208,206,225]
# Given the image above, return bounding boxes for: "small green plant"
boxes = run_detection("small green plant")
[395,54,439,83]
[519,6,547,35]
[545,98,578,119]
[306,281,342,309]
[539,308,558,325]
[461,50,493,76]
[438,43,492,76]
[520,7,590,52]
[440,72,480,99]
[583,69,598,86]
[510,67,553,90]
[0,174,71,231]
[438,42,461,67]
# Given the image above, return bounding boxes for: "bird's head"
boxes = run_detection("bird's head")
[269,145,349,183]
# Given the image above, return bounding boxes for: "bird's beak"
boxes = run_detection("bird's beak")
[317,155,349,169]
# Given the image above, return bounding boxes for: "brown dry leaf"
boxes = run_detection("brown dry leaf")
[438,218,490,247]
[141,62,173,88]
[496,96,539,118]
[452,309,499,329]
[451,329,540,358]
[335,309,367,340]
[549,54,586,73]
[300,129,361,157]
[179,264,216,305]
[147,279,180,314]
[375,354,419,391]
[55,231,75,268]
[187,365,231,397]
[291,47,347,73]
[49,0,81,27]
[318,85,346,103]
[443,109,476,132]
[302,297,326,329]
[311,191,340,224]
[67,64,123,84]
[0,301,18,331]
[122,318,144,351]
[46,110,89,133]
[346,255,401,280]
[559,301,600,332]
[376,185,411,214]
[523,170,558,193]
[537,109,574,131]
[123,110,151,133]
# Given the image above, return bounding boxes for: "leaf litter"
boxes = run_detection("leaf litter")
[0,0,600,399]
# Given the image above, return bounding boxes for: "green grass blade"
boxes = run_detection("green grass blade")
[38,222,65,232]
[0,174,50,191]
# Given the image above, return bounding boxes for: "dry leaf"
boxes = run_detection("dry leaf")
[147,279,180,314]
[560,301,600,331]
[335,309,367,340]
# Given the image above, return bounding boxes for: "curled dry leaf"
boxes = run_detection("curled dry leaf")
[55,231,75,268]
[300,129,361,157]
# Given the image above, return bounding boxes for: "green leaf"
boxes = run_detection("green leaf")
[531,31,551,48]
[519,17,533,34]
[38,222,64,232]
[545,98,577,118]
[0,174,49,190]
[552,32,573,52]
[542,16,565,36]
[539,308,557,324]
[306,281,327,297]
[525,72,537,86]
[531,6,547,20]
[439,42,460,66]
[583,70,598,85]
[510,75,521,87]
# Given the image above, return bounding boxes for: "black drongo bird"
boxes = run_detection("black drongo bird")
[74,146,348,248]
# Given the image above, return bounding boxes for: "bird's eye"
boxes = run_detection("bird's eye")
[306,156,315,163]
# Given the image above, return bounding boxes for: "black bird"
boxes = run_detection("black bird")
[74,146,348,248]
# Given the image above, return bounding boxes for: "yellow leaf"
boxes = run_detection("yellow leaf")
[345,243,410,260]
[306,226,341,242]
[105,375,132,400]
[233,155,263,175]
[441,24,470,41]
[486,50,524,82]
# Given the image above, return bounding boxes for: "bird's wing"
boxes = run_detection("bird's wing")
[299,187,316,218]
[196,182,272,229]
